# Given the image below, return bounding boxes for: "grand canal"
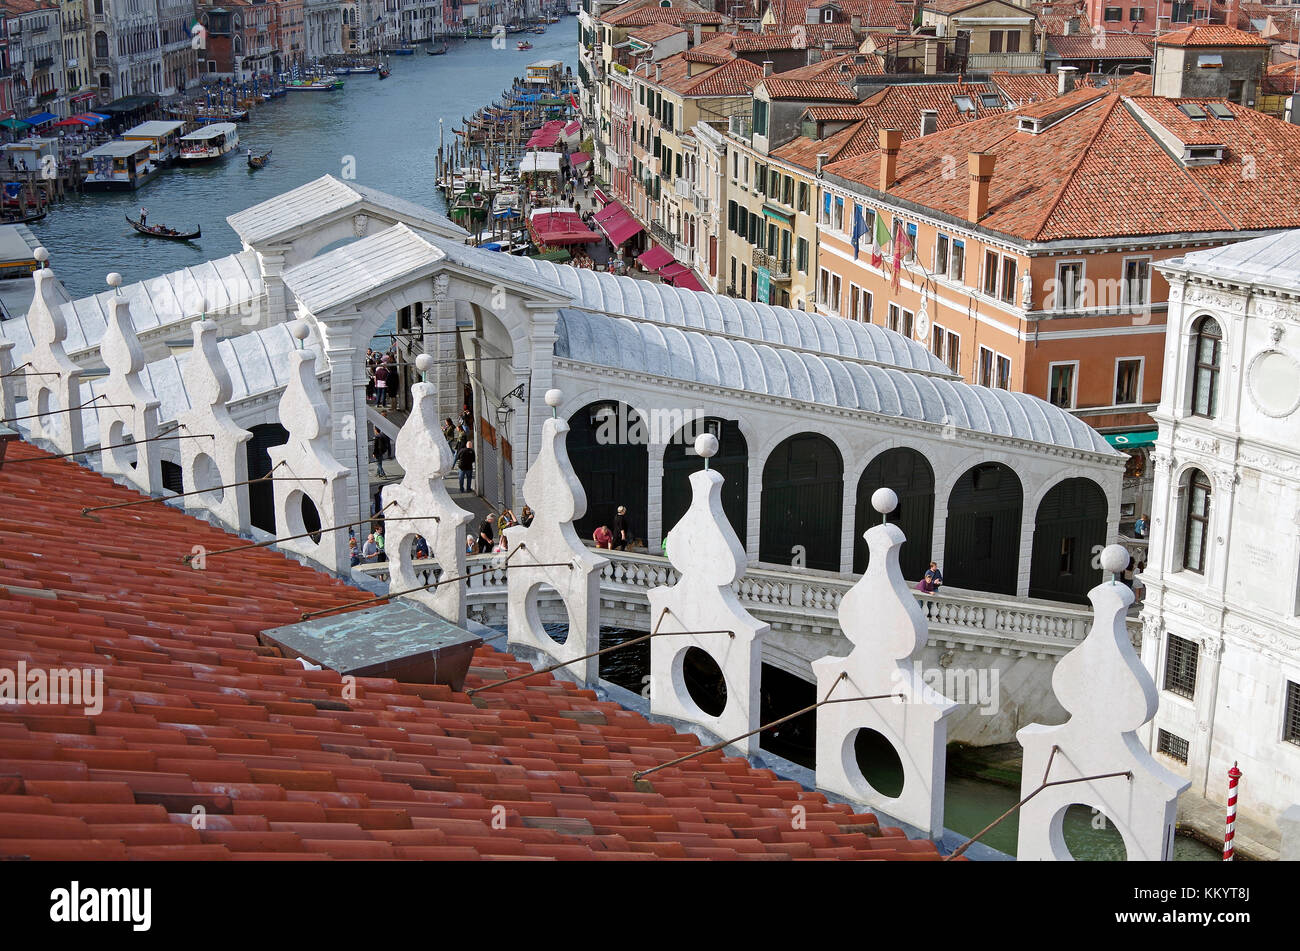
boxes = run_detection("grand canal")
[11,26,578,301]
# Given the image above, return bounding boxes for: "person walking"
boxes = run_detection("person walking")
[374,361,389,408]
[612,505,629,551]
[372,430,392,477]
[456,439,475,494]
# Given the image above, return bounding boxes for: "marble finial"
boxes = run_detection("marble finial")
[872,486,898,515]
[23,258,83,454]
[97,295,162,493]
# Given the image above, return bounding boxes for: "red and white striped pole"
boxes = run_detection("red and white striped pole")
[1224,762,1242,861]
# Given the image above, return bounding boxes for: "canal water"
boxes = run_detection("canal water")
[8,25,578,302]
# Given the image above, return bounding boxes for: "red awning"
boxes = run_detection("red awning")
[671,271,706,291]
[526,119,566,149]
[597,206,643,246]
[593,202,623,224]
[638,245,673,270]
[658,262,690,280]
[530,210,600,246]
[593,187,611,205]
[568,151,591,166]
[70,91,98,102]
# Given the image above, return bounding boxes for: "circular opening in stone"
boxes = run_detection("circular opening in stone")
[852,728,905,799]
[107,419,138,470]
[683,646,727,717]
[528,583,569,644]
[1057,803,1128,861]
[299,494,322,544]
[193,452,223,503]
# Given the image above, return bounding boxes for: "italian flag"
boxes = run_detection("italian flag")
[871,212,890,269]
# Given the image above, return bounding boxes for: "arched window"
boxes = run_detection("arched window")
[1190,316,1222,418]
[1181,469,1211,574]
[94,0,104,14]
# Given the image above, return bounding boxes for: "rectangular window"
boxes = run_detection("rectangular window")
[932,323,945,360]
[1048,362,1076,409]
[1006,31,1021,53]
[996,355,1011,390]
[753,99,768,136]
[819,267,830,307]
[1104,6,1122,21]
[770,169,779,197]
[951,240,965,282]
[983,250,999,296]
[946,330,960,374]
[732,151,739,181]
[1124,257,1150,307]
[1130,7,1145,21]
[888,303,914,338]
[831,273,842,315]
[1157,729,1189,763]
[988,30,1003,53]
[821,191,833,227]
[833,196,844,231]
[936,234,949,275]
[1000,255,1018,304]
[979,346,994,387]
[730,256,737,291]
[798,181,809,213]
[797,236,809,273]
[1285,681,1300,746]
[782,175,793,206]
[728,200,738,233]
[1115,358,1142,405]
[755,163,766,195]
[1163,634,1199,699]
[741,263,749,298]
[859,288,872,323]
[1056,261,1083,310]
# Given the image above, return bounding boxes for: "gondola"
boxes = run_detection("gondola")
[0,208,47,225]
[126,214,200,241]
[378,67,390,79]
[426,43,448,55]
[247,148,271,169]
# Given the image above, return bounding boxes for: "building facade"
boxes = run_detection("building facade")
[1140,229,1300,833]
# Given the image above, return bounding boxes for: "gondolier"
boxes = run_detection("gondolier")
[139,207,147,226]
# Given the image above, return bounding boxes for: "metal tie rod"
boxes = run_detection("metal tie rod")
[181,499,404,565]
[2,393,131,424]
[299,542,569,621]
[0,362,61,380]
[2,427,212,466]
[633,673,903,781]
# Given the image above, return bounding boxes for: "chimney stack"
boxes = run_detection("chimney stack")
[693,23,702,46]
[851,14,861,30]
[967,151,996,222]
[919,109,938,137]
[656,63,662,82]
[816,152,830,175]
[824,39,833,52]
[1058,66,1078,95]
[763,60,774,76]
[878,128,902,192]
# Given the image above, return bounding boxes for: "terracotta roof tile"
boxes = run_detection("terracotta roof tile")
[762,76,861,99]
[0,440,944,862]
[1048,33,1153,59]
[1156,24,1270,47]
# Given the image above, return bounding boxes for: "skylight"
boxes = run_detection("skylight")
[979,93,1001,108]
[954,95,975,113]
[1207,102,1235,120]
[1178,103,1208,120]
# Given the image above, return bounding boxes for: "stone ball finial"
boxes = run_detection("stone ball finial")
[694,432,718,459]
[544,388,563,408]
[872,487,898,515]
[415,353,434,374]
[106,272,122,289]
[289,319,311,341]
[1101,543,1129,576]
[34,246,49,265]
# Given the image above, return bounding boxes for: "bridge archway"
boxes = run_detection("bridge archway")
[662,417,748,546]
[944,462,1022,595]
[853,446,934,579]
[759,432,842,572]
[566,401,649,543]
[1029,477,1107,604]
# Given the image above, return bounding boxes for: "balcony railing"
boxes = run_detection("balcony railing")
[752,248,790,280]
[673,241,694,267]
[966,51,1042,70]
[649,221,674,247]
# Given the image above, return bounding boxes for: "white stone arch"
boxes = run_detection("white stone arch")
[849,434,942,575]
[267,343,351,575]
[648,464,768,754]
[177,318,252,533]
[751,415,848,572]
[97,293,163,495]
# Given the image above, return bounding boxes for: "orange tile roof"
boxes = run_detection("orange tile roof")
[629,23,690,43]
[0,440,943,861]
[601,0,728,27]
[762,76,862,99]
[1048,33,1154,59]
[769,0,914,30]
[686,57,767,95]
[823,92,1300,241]
[1156,24,1271,47]
[776,52,886,80]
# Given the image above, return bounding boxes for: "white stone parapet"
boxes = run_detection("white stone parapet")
[1016,544,1189,861]
[22,249,84,455]
[97,276,163,495]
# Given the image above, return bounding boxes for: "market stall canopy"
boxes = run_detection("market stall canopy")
[22,112,58,127]
[99,93,161,113]
[638,245,673,270]
[530,209,599,246]
[595,203,643,246]
[525,119,566,149]
[671,270,706,292]
[568,151,591,166]
[518,151,562,174]
[592,188,611,206]
[0,119,30,130]
[658,262,690,281]
[529,248,572,262]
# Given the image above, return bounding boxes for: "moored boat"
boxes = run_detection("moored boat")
[427,43,449,55]
[178,122,240,161]
[517,41,533,50]
[127,214,200,241]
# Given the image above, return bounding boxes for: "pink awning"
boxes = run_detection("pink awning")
[671,271,706,292]
[658,262,690,280]
[568,151,591,166]
[593,202,624,224]
[531,210,600,246]
[564,120,581,136]
[593,187,611,205]
[638,245,673,270]
[596,205,643,246]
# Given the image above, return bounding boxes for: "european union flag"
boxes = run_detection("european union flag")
[851,204,868,260]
